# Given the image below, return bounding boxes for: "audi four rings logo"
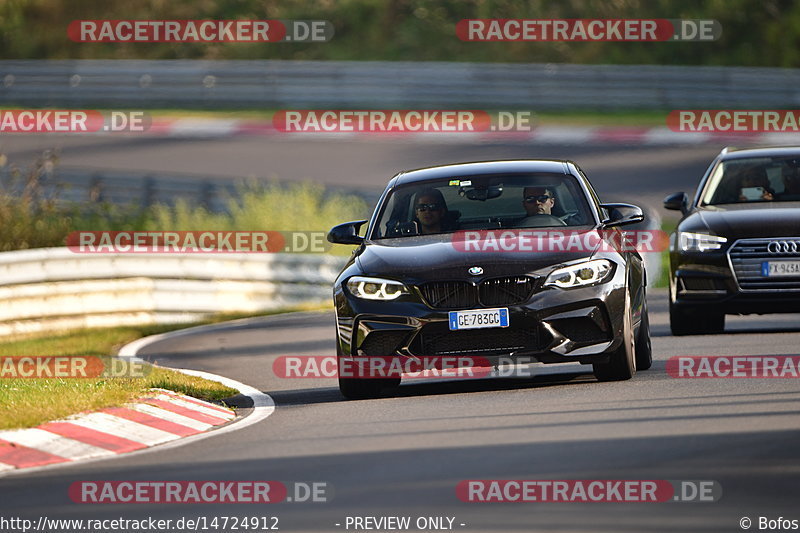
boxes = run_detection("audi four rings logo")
[767,240,800,254]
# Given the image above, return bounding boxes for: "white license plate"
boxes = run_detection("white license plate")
[449,308,509,330]
[762,261,800,277]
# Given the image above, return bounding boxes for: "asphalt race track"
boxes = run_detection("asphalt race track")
[1,134,722,209]
[1,139,798,532]
[1,290,799,532]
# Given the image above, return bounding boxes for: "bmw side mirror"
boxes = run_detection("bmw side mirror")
[663,192,689,214]
[600,203,644,228]
[327,220,367,245]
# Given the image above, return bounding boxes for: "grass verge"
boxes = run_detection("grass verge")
[0,107,668,127]
[0,368,237,431]
[142,109,667,127]
[0,304,324,430]
[654,219,678,289]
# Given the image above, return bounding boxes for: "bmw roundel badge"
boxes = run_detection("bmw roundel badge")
[468,266,484,276]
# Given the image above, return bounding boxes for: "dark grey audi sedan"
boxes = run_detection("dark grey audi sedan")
[328,160,651,399]
[665,146,800,335]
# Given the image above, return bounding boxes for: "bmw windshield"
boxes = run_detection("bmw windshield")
[370,174,595,239]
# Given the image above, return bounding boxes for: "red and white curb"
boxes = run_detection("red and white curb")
[0,389,234,472]
[130,119,800,145]
[0,319,276,476]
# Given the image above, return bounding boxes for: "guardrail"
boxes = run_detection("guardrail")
[0,239,659,337]
[0,247,346,337]
[0,166,380,213]
[0,165,235,213]
[1,60,798,110]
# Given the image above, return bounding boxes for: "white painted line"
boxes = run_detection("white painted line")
[129,403,212,432]
[65,412,180,446]
[116,314,290,357]
[0,462,15,472]
[169,119,238,137]
[170,368,274,433]
[642,127,713,145]
[150,393,235,420]
[0,321,275,478]
[114,333,275,453]
[0,428,113,461]
[760,132,800,145]
[533,127,592,144]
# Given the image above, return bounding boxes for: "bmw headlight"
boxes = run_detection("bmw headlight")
[544,259,614,289]
[678,232,727,252]
[346,276,410,300]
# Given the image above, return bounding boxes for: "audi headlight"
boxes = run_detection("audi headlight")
[678,232,727,252]
[544,259,614,289]
[346,276,410,300]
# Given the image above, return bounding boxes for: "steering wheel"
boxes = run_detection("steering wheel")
[517,214,568,228]
[558,211,581,224]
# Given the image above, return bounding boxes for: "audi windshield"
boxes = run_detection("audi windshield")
[700,156,800,205]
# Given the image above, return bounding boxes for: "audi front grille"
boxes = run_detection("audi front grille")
[728,238,800,291]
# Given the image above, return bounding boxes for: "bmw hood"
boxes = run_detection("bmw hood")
[356,231,607,282]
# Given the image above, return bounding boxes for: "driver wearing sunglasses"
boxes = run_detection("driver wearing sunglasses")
[413,188,452,234]
[522,186,556,216]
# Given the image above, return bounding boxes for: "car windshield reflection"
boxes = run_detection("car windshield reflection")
[371,174,594,239]
[701,156,800,205]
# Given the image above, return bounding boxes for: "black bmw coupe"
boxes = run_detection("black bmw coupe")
[328,160,652,399]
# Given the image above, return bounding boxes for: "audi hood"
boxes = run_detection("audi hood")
[684,203,800,240]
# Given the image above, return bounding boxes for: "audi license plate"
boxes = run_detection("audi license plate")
[449,308,509,330]
[762,261,800,277]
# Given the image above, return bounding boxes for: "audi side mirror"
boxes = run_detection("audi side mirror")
[663,192,689,215]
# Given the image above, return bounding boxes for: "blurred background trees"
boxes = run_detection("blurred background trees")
[1,0,797,66]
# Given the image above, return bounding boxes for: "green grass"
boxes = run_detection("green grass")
[0,367,237,430]
[148,109,668,127]
[655,218,678,289]
[0,107,669,127]
[0,304,326,430]
[533,111,666,127]
[148,108,668,127]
